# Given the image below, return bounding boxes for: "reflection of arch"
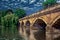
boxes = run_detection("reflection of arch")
[54,36,60,40]
[33,19,47,40]
[52,18,60,29]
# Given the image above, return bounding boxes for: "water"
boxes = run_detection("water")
[0,26,24,40]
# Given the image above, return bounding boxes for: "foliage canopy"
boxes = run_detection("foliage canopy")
[15,9,26,18]
[43,0,56,8]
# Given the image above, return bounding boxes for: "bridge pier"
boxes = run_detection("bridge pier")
[46,25,53,40]
[29,28,36,40]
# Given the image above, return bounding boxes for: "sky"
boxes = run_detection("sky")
[0,0,60,15]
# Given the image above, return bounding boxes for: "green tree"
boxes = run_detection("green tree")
[1,13,18,39]
[0,9,13,18]
[0,9,26,40]
[43,0,56,8]
[15,9,26,18]
[0,9,13,25]
[0,11,6,17]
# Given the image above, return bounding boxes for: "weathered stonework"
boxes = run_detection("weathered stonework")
[19,5,60,40]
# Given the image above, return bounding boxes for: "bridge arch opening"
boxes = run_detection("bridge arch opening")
[21,21,24,33]
[52,18,60,40]
[25,20,30,38]
[25,21,30,27]
[33,19,46,30]
[52,18,60,30]
[33,19,46,40]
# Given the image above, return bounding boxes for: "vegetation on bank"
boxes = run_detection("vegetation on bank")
[0,9,26,40]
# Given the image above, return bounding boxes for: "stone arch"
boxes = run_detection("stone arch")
[51,16,60,40]
[52,18,60,29]
[25,20,30,27]
[32,19,47,40]
[32,18,47,26]
[51,16,60,26]
[32,18,47,30]
[25,20,30,38]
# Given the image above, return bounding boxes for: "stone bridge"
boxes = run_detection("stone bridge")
[19,5,60,40]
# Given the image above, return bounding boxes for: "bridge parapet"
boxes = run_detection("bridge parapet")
[19,4,60,21]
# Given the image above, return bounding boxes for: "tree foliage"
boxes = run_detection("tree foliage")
[0,11,6,17]
[0,9,13,25]
[1,14,18,30]
[1,14,18,38]
[43,0,56,8]
[15,9,26,18]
